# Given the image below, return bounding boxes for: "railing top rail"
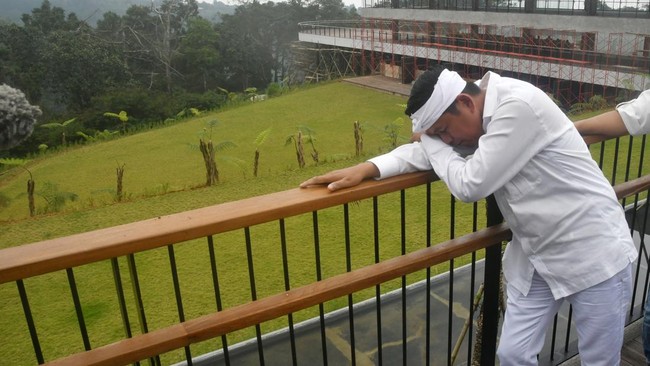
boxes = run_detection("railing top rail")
[43,173,650,366]
[45,222,513,366]
[0,171,435,284]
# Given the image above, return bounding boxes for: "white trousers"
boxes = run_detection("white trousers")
[497,264,632,366]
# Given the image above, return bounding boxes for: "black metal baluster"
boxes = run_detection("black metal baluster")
[373,196,383,366]
[312,211,328,366]
[549,314,559,361]
[597,141,606,170]
[447,195,455,366]
[611,137,621,185]
[426,184,432,366]
[66,268,91,351]
[167,245,192,365]
[564,306,573,353]
[343,203,357,366]
[16,279,44,364]
[279,219,297,366]
[245,227,265,366]
[480,195,503,365]
[207,235,230,366]
[400,190,407,365]
[466,201,478,366]
[127,253,160,366]
[621,136,634,207]
[110,258,133,341]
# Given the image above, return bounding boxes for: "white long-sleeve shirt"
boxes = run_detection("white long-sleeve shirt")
[369,72,637,299]
[618,89,650,136]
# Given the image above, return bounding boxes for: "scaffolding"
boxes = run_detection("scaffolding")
[297,19,650,106]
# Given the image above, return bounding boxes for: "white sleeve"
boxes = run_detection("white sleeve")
[420,98,552,202]
[617,89,650,136]
[367,143,432,179]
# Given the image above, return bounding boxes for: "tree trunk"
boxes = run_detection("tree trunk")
[296,132,305,168]
[27,178,35,217]
[354,121,363,157]
[116,163,125,201]
[200,139,218,186]
[253,149,260,177]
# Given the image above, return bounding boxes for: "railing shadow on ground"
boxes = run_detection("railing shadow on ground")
[1,135,649,366]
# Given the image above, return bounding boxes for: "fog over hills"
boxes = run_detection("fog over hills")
[0,0,235,25]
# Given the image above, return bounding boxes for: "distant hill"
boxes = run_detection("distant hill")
[0,0,235,26]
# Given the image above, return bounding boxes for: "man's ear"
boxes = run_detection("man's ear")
[457,94,475,112]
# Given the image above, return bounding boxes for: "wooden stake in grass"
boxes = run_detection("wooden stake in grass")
[285,131,306,169]
[116,163,125,202]
[199,138,218,186]
[253,128,272,178]
[0,158,35,216]
[197,119,236,186]
[354,121,363,157]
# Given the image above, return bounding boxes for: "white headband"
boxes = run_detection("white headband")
[410,69,466,133]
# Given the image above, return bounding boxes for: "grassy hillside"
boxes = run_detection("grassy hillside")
[0,81,410,226]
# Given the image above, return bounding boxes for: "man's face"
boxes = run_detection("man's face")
[424,95,483,148]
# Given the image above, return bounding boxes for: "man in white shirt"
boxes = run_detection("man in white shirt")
[301,66,637,365]
[575,88,650,365]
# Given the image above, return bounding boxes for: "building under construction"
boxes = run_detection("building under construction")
[295,0,649,106]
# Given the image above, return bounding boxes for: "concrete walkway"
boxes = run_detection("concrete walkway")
[343,75,412,97]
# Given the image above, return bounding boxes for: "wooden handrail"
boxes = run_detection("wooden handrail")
[43,173,650,366]
[0,171,435,284]
[47,222,512,366]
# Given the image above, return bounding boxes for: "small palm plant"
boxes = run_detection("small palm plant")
[0,158,36,216]
[198,119,237,186]
[354,121,364,157]
[384,117,405,150]
[253,128,272,177]
[299,125,319,163]
[40,117,76,146]
[103,110,129,133]
[285,131,306,169]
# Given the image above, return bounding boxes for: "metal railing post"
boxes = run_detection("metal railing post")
[480,194,503,365]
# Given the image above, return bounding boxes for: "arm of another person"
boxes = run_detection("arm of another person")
[574,89,650,143]
[573,110,628,145]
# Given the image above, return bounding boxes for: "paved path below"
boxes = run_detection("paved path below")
[343,75,412,97]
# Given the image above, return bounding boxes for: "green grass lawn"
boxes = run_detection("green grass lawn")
[0,81,647,365]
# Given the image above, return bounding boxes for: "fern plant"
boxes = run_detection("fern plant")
[103,110,129,133]
[253,128,272,177]
[40,117,76,145]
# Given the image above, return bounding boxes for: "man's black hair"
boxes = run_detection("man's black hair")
[404,66,480,117]
[404,65,445,117]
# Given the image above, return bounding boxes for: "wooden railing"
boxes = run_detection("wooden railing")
[2,136,650,365]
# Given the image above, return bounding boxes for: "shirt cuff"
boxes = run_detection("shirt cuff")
[617,99,644,136]
[367,153,404,179]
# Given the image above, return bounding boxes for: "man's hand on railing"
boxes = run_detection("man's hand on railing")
[299,162,380,192]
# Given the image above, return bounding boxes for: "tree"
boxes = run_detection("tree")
[252,127,272,177]
[103,110,129,133]
[285,130,306,168]
[175,17,221,92]
[0,84,42,150]
[198,119,236,186]
[41,30,130,110]
[152,0,200,92]
[354,121,364,157]
[40,117,76,145]
[0,158,36,216]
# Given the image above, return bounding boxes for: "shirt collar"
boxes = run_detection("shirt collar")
[479,71,500,130]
